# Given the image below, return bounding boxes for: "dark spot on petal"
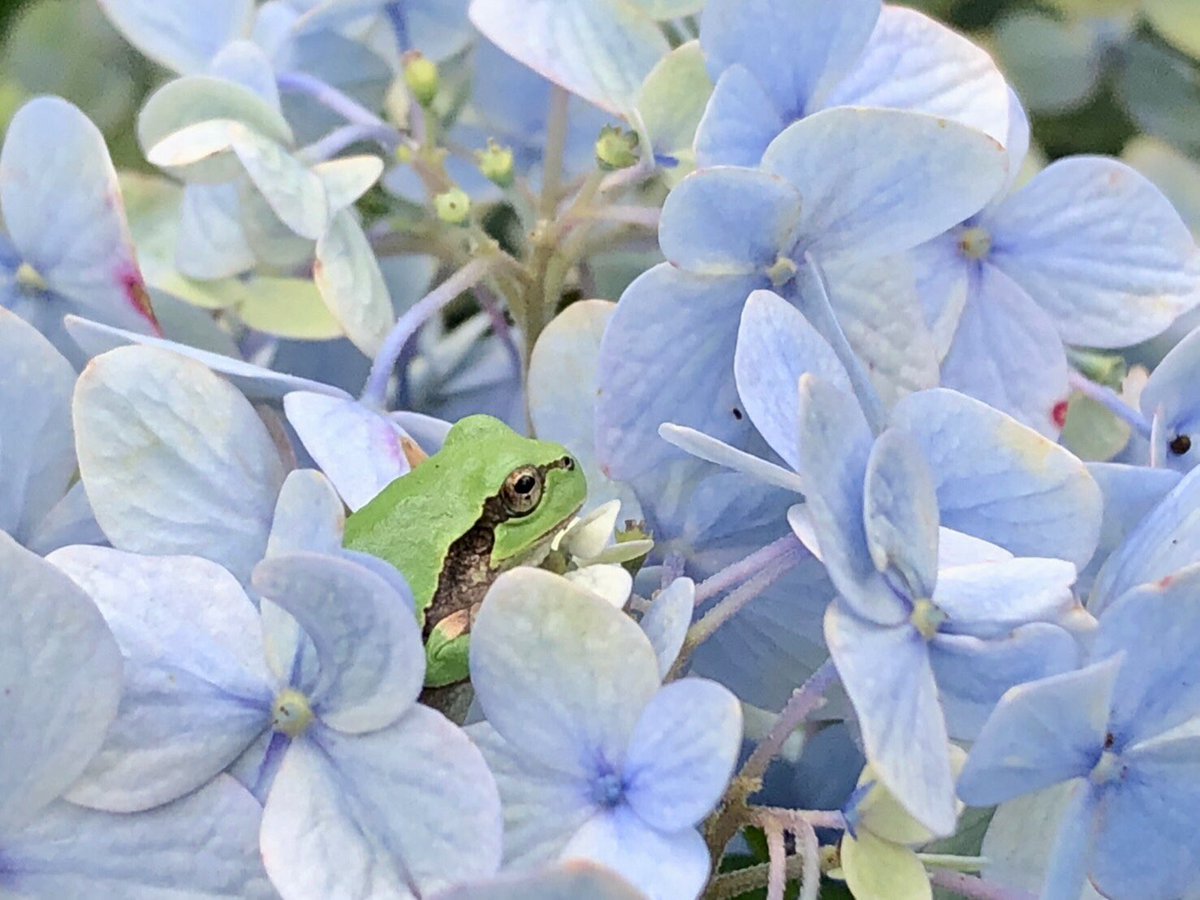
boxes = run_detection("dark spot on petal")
[732,407,743,421]
[1104,732,1115,749]
[1170,434,1192,456]
[116,263,160,333]
[1051,400,1069,430]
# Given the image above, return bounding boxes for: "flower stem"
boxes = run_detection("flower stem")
[928,870,1036,900]
[1067,370,1151,438]
[694,535,804,605]
[740,659,839,784]
[276,71,404,151]
[360,255,501,407]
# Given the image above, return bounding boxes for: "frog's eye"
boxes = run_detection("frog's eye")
[502,466,543,516]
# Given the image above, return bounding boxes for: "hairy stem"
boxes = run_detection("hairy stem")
[694,535,805,605]
[928,870,1036,900]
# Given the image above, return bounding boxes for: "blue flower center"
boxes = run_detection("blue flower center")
[590,771,626,808]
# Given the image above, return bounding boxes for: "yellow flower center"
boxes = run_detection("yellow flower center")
[272,688,315,738]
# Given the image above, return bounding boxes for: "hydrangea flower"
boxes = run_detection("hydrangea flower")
[48,543,503,899]
[468,568,742,900]
[958,562,1200,899]
[0,533,271,897]
[0,96,159,359]
[695,0,1010,166]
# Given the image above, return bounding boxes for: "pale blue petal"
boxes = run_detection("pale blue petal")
[391,0,472,61]
[939,264,1071,437]
[761,108,1007,258]
[231,128,328,239]
[987,157,1200,347]
[0,97,159,334]
[468,0,668,113]
[957,657,1121,807]
[261,710,502,898]
[252,553,422,734]
[734,288,849,471]
[1089,464,1200,615]
[863,428,939,600]
[470,569,661,777]
[936,527,1013,569]
[820,254,939,404]
[1041,782,1098,900]
[814,6,1009,144]
[658,424,807,494]
[1091,730,1200,900]
[208,38,280,107]
[595,265,764,482]
[891,389,1103,568]
[284,392,413,511]
[700,0,880,115]
[931,623,1082,740]
[1,776,272,898]
[72,345,286,583]
[824,601,956,835]
[1140,324,1200,473]
[623,679,742,831]
[640,577,695,679]
[797,376,906,626]
[0,309,76,543]
[48,546,273,812]
[693,65,786,167]
[63,314,352,401]
[561,805,710,900]
[1092,564,1200,744]
[1078,463,1180,596]
[909,233,971,361]
[0,534,122,833]
[466,722,594,868]
[264,469,346,560]
[23,481,107,556]
[934,557,1079,639]
[313,210,395,357]
[176,183,255,279]
[96,0,252,73]
[658,167,803,275]
[433,861,646,900]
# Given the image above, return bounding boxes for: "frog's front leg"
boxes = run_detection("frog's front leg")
[419,609,475,723]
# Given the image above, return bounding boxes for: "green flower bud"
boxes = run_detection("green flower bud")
[404,54,439,107]
[595,125,639,170]
[434,187,471,225]
[477,139,515,188]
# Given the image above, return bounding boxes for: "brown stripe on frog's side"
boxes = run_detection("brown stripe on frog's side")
[421,455,576,639]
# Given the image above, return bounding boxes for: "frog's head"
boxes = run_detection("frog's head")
[442,415,587,565]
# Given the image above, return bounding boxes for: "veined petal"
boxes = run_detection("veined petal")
[640,577,695,679]
[96,0,253,73]
[658,424,807,494]
[693,65,786,167]
[934,557,1079,639]
[987,157,1200,347]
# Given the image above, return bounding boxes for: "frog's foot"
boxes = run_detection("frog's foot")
[424,613,472,688]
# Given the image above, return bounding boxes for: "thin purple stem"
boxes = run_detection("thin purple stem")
[1067,370,1152,438]
[694,535,804,606]
[360,256,499,407]
[299,122,395,163]
[765,822,786,900]
[276,71,405,152]
[740,659,839,783]
[474,283,522,381]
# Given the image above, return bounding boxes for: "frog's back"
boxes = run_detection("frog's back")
[342,416,573,610]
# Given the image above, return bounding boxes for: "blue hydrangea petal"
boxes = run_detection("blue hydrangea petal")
[595,265,764,482]
[700,0,880,116]
[1089,464,1200,615]
[253,553,423,734]
[1090,728,1200,900]
[956,657,1121,808]
[561,804,711,900]
[659,168,803,275]
[47,546,272,812]
[760,108,1008,259]
[909,234,971,361]
[863,428,940,600]
[433,861,646,900]
[23,481,107,556]
[261,711,503,898]
[0,97,159,335]
[734,289,850,471]
[1092,564,1200,744]
[64,314,352,401]
[693,65,786,167]
[0,534,123,834]
[623,678,742,831]
[797,376,907,626]
[72,345,287,583]
[96,0,252,73]
[933,558,1079,639]
[987,157,1200,348]
[176,183,255,279]
[1079,463,1180,596]
[0,309,76,543]
[824,601,956,835]
[284,392,413,511]
[470,569,661,777]
[1040,782,1098,900]
[1,777,273,898]
[931,623,1082,740]
[1140,324,1200,473]
[264,470,346,560]
[639,577,695,679]
[466,721,594,868]
[891,389,1103,568]
[813,6,1009,144]
[940,264,1071,437]
[936,528,1013,568]
[659,424,807,494]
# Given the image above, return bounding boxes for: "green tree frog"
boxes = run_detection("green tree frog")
[343,414,587,689]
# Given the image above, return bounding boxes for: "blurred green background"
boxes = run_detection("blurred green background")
[0,0,1196,224]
